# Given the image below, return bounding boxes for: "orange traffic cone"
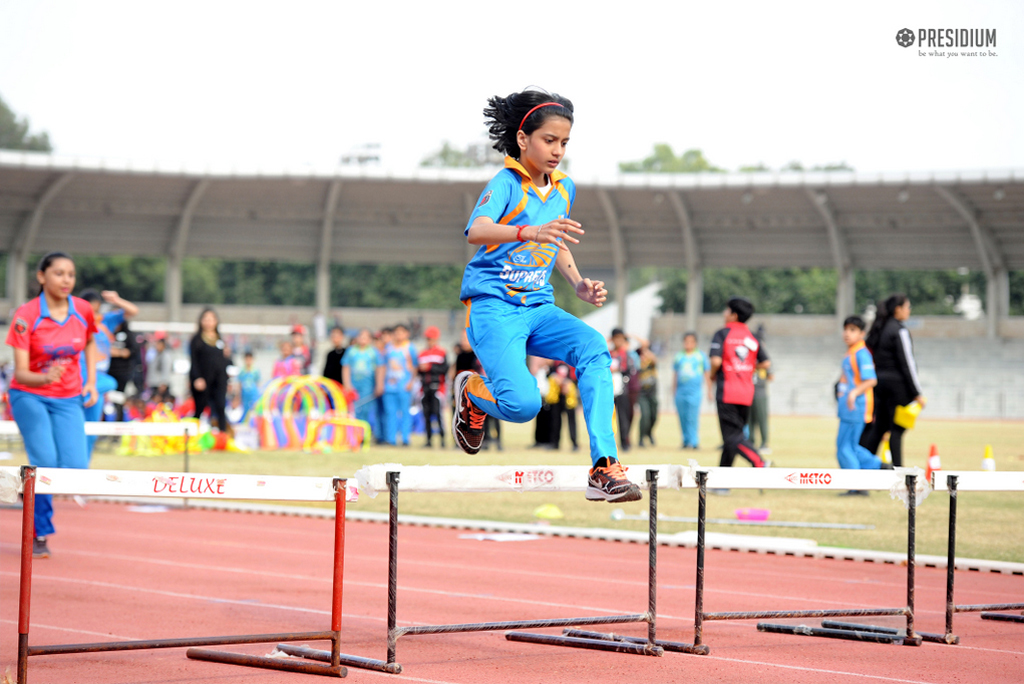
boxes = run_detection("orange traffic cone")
[925,444,941,483]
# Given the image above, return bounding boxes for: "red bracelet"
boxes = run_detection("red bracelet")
[516,225,530,242]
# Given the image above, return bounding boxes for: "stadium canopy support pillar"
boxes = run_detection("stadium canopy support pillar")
[837,266,855,327]
[597,189,629,329]
[165,179,210,322]
[6,172,75,306]
[316,180,343,320]
[685,267,703,334]
[668,191,703,333]
[934,185,1007,339]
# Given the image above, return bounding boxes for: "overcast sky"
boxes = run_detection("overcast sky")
[1,0,1021,180]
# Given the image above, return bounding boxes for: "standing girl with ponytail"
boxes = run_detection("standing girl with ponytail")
[859,294,926,467]
[7,252,98,558]
[450,87,641,504]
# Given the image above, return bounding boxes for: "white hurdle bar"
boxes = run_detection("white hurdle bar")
[6,465,389,682]
[933,470,1024,644]
[682,466,936,648]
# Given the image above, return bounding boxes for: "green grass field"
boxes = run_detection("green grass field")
[6,413,1022,562]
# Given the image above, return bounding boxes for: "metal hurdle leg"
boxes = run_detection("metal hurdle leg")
[504,469,661,654]
[688,470,924,647]
[553,469,708,655]
[931,474,1024,641]
[384,469,679,667]
[17,466,37,684]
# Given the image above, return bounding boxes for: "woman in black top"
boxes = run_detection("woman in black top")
[859,294,925,467]
[190,307,230,432]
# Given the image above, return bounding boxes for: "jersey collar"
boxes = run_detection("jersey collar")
[37,293,86,327]
[848,340,866,354]
[504,156,568,185]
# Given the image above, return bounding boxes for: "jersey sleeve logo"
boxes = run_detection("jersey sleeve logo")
[14,318,27,335]
[478,190,492,207]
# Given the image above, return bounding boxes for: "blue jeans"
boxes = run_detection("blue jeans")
[675,391,702,447]
[382,390,412,445]
[837,420,881,469]
[466,297,614,465]
[10,389,88,538]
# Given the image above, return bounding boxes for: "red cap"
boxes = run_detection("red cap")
[291,324,306,335]
[153,330,167,340]
[424,326,440,339]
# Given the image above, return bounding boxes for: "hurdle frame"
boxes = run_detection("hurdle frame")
[934,472,1024,644]
[684,467,940,648]
[365,467,708,670]
[12,464,388,681]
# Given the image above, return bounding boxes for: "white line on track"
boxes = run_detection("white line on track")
[704,654,967,684]
[0,618,137,641]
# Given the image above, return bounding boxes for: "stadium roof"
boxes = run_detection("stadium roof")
[1,150,1020,331]
[1,150,1020,272]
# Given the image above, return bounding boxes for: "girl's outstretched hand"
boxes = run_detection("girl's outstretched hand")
[532,219,583,251]
[575,278,607,307]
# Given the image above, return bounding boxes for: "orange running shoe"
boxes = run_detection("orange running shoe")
[586,458,642,503]
[452,371,487,455]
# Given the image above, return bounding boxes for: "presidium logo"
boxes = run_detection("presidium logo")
[895,27,997,53]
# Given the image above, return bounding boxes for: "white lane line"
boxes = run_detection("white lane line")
[0,618,137,641]
[705,655,943,684]
[0,570,686,624]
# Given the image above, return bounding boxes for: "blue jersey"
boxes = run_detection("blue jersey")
[838,342,876,422]
[674,350,709,396]
[460,157,576,306]
[343,345,383,395]
[103,309,124,333]
[384,342,417,392]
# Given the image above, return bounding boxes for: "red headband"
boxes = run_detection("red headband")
[518,102,565,131]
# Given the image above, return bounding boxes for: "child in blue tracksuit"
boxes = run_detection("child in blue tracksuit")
[382,323,417,446]
[450,88,640,503]
[673,332,709,449]
[836,316,882,478]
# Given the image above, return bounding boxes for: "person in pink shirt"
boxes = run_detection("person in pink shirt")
[6,252,98,558]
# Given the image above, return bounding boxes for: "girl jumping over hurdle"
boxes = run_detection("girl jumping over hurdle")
[451,87,641,503]
[7,252,98,558]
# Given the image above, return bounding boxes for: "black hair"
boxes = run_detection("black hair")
[330,325,344,334]
[843,315,866,330]
[35,251,74,297]
[197,306,220,339]
[683,331,698,341]
[393,323,408,332]
[484,88,574,159]
[79,288,101,303]
[866,294,908,351]
[726,297,755,323]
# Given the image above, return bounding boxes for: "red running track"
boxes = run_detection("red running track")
[1,499,1022,684]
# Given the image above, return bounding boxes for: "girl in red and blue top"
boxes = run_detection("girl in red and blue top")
[6,252,98,558]
[450,88,640,503]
